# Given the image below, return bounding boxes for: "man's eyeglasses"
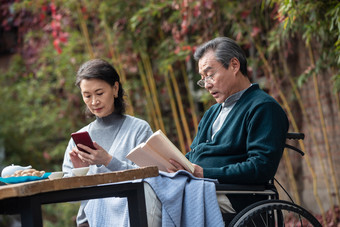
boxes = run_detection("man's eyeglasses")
[196,63,226,88]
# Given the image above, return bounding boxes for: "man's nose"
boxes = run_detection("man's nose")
[205,82,213,89]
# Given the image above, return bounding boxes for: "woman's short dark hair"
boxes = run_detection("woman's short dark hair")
[76,59,126,116]
[194,37,248,76]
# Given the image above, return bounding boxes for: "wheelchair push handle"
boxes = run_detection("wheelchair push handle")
[285,132,305,156]
[286,132,304,140]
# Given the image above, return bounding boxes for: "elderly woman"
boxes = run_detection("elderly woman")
[62,59,153,227]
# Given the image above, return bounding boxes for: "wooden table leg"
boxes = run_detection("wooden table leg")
[20,197,43,227]
[127,183,148,227]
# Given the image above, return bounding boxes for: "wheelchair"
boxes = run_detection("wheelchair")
[216,133,322,227]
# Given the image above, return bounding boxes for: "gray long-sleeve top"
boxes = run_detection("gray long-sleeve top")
[62,113,153,225]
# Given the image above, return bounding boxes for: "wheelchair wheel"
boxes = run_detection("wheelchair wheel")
[228,199,322,227]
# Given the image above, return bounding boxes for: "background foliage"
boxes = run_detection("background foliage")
[0,0,339,226]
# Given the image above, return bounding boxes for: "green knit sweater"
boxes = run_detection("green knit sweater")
[186,84,288,185]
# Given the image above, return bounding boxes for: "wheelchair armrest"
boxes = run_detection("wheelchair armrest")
[216,184,267,191]
[215,183,278,196]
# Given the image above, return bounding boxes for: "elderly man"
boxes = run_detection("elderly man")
[169,37,289,213]
[83,37,289,227]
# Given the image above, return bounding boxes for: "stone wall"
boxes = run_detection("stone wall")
[299,71,340,213]
[275,38,340,215]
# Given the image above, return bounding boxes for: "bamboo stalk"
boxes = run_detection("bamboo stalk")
[75,2,94,59]
[158,26,197,139]
[336,92,340,120]
[254,42,326,223]
[307,44,340,207]
[277,91,302,204]
[168,65,192,148]
[249,44,299,205]
[287,75,335,213]
[137,60,159,131]
[164,70,186,152]
[102,20,134,115]
[280,49,334,212]
[279,68,327,224]
[139,51,166,133]
[282,149,300,204]
[180,62,199,132]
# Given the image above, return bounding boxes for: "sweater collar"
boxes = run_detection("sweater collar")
[222,83,255,108]
[94,112,125,127]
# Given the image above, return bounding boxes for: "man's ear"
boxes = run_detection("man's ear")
[230,57,240,71]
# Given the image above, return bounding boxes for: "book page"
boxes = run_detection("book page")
[145,130,194,173]
[126,142,175,172]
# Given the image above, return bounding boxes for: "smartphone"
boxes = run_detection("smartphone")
[71,131,95,154]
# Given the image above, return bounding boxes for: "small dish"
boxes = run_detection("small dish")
[48,171,64,180]
[72,167,90,176]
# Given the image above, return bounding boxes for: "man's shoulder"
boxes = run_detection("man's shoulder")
[243,85,281,106]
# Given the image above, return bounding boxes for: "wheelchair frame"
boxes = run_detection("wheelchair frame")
[215,132,322,227]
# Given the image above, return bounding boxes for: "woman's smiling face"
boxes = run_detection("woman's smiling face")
[79,78,118,118]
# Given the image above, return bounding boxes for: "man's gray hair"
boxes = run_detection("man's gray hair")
[194,37,248,76]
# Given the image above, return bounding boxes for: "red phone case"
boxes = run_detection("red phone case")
[71,131,95,154]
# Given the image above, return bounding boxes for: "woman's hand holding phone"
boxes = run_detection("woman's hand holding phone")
[71,131,95,154]
[71,131,112,167]
[70,147,90,168]
[71,141,112,167]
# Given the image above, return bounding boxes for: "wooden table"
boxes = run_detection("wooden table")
[0,166,159,227]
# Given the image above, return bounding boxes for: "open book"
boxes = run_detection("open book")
[126,130,194,173]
